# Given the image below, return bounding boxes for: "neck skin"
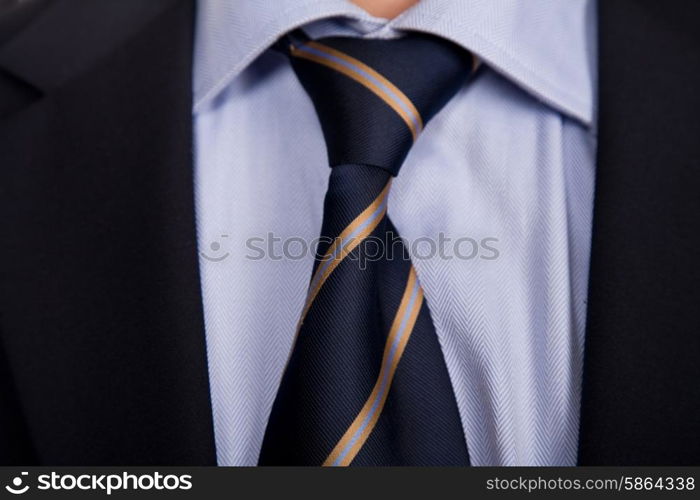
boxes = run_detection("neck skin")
[351,0,420,19]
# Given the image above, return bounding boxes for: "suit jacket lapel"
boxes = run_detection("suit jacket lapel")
[578,0,700,464]
[0,0,216,464]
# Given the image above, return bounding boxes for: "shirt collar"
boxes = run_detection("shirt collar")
[194,0,596,125]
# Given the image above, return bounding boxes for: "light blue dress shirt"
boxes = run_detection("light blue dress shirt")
[193,0,597,466]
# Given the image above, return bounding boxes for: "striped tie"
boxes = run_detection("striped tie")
[259,30,477,466]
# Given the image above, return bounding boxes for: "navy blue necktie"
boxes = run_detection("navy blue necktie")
[259,31,476,466]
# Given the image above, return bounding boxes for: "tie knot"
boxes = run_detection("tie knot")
[286,32,475,176]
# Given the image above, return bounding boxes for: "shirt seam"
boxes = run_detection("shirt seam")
[193,1,372,113]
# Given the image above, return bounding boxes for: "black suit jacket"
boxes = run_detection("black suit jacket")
[0,0,698,465]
